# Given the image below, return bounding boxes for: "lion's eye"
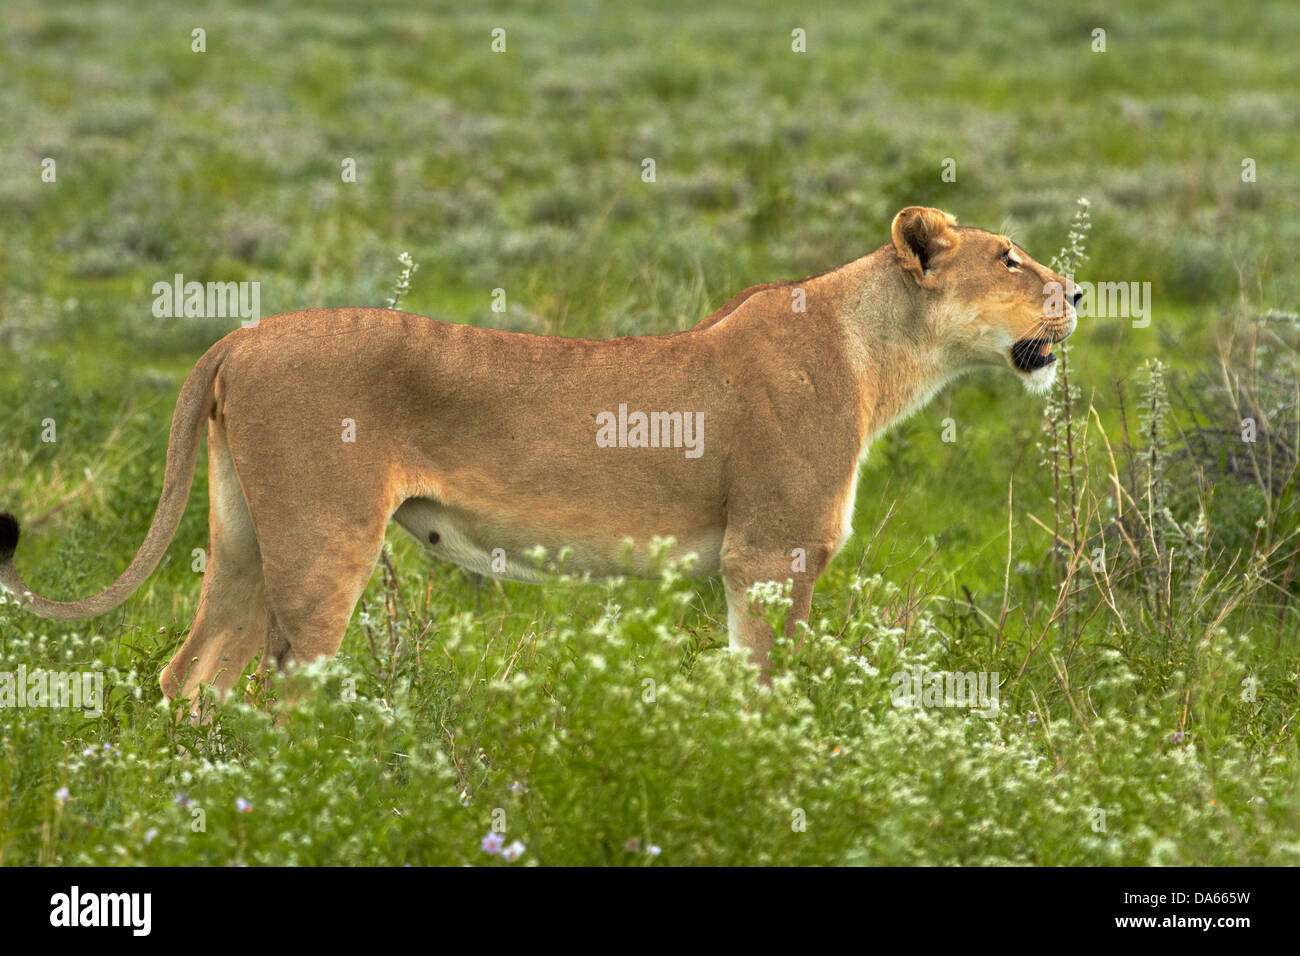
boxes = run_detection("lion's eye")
[1000,250,1018,268]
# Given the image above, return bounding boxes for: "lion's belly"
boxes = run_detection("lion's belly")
[391,497,724,582]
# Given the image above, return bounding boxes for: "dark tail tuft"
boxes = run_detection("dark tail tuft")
[0,513,18,564]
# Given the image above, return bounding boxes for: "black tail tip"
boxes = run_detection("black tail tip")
[0,513,18,562]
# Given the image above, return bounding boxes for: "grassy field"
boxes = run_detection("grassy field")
[0,0,1297,865]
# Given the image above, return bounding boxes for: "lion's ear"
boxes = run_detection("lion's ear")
[891,206,958,284]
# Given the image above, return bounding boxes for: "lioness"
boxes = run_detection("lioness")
[0,206,1078,702]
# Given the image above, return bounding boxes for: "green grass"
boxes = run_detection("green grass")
[1,0,1297,865]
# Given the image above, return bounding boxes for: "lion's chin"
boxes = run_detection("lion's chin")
[1018,361,1058,396]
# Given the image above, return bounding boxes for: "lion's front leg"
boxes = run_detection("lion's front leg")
[720,535,834,677]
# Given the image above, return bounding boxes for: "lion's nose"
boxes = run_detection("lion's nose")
[1069,286,1084,311]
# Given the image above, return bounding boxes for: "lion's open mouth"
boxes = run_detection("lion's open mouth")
[1010,338,1056,373]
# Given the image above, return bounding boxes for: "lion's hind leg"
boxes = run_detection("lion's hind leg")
[160,420,267,715]
[245,484,396,697]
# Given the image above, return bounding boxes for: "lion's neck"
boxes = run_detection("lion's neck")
[835,248,961,444]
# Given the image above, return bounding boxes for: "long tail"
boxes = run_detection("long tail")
[0,339,232,620]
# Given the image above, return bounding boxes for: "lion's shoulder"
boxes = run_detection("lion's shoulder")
[691,266,842,332]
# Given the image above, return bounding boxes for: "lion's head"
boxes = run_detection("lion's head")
[890,205,1080,394]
